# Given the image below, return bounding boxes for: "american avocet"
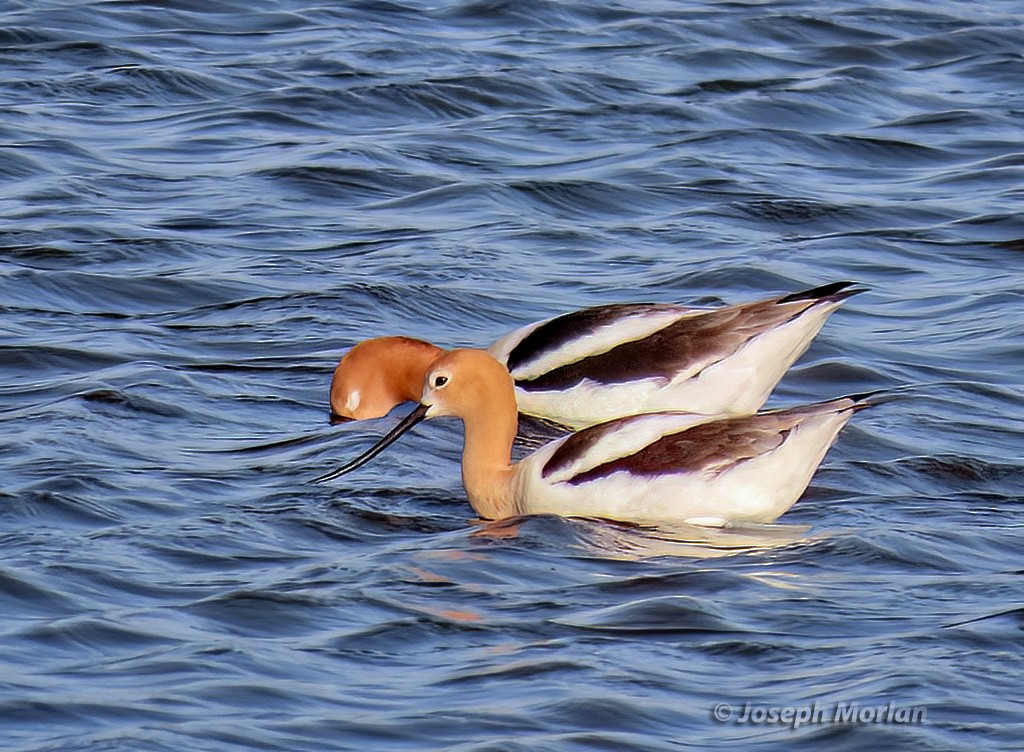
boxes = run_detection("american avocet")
[316,349,873,525]
[329,281,863,428]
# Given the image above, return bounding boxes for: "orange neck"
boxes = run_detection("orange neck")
[460,389,519,521]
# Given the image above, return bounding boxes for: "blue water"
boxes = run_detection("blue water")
[2,1,1023,749]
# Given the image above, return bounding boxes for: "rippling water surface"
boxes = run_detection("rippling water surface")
[2,1,1023,749]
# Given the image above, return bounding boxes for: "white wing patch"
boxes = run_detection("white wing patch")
[492,307,695,382]
[487,319,545,365]
[538,412,719,485]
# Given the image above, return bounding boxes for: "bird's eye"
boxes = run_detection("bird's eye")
[433,375,449,388]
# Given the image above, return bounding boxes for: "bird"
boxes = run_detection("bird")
[328,281,863,429]
[315,348,874,526]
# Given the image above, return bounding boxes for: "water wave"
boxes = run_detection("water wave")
[1,1,1022,750]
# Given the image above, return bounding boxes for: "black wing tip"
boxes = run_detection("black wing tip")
[840,388,908,411]
[777,281,868,305]
[764,388,899,417]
